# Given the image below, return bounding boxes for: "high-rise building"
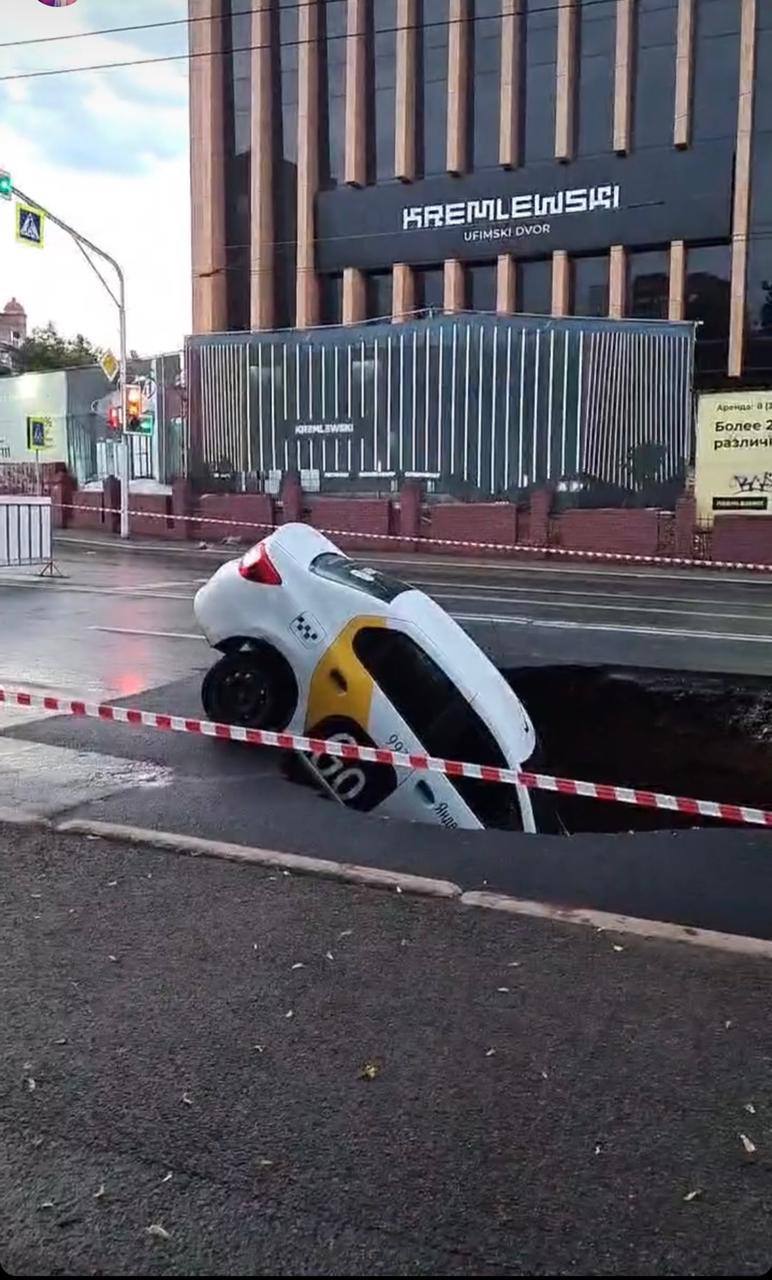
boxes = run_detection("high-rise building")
[188,0,772,386]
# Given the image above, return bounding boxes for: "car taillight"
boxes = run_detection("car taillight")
[238,542,282,584]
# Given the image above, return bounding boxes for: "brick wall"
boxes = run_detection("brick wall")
[555,507,664,557]
[711,515,772,565]
[198,494,275,543]
[126,495,173,538]
[428,502,519,555]
[303,498,394,551]
[0,462,64,495]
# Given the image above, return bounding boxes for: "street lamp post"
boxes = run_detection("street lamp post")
[10,184,131,538]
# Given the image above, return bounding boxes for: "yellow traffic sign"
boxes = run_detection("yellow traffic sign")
[100,349,120,382]
[16,202,45,248]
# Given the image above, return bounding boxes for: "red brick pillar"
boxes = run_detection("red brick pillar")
[171,478,196,540]
[674,491,696,559]
[399,481,422,543]
[51,471,75,528]
[528,488,552,548]
[103,475,121,535]
[281,471,304,524]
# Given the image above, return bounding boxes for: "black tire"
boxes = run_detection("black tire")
[201,647,297,730]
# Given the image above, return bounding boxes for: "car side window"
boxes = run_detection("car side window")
[309,552,411,603]
[353,627,522,830]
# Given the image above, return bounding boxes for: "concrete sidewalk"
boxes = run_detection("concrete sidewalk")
[1,825,770,1276]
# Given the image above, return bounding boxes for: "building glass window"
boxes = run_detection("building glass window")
[470,0,501,172]
[627,250,670,319]
[576,0,615,158]
[632,0,677,151]
[692,0,740,143]
[223,0,253,330]
[415,266,446,313]
[468,262,497,311]
[571,255,609,317]
[369,0,397,182]
[320,0,348,187]
[518,259,551,315]
[275,0,299,329]
[320,274,343,326]
[366,271,394,320]
[522,0,558,166]
[686,244,731,381]
[418,0,449,177]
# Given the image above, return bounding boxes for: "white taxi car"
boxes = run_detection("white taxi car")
[193,523,540,832]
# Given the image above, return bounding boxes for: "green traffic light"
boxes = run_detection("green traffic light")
[0,172,11,201]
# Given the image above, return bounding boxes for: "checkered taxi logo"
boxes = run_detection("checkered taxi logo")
[290,613,326,647]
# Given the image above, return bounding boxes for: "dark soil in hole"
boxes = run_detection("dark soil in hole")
[506,665,772,834]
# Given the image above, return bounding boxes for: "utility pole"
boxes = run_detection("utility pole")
[9,183,131,538]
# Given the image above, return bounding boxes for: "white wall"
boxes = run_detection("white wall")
[0,370,68,463]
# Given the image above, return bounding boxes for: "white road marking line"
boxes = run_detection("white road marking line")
[112,579,206,592]
[412,578,772,611]
[369,554,772,587]
[0,579,193,601]
[90,626,204,641]
[434,592,772,625]
[450,612,772,644]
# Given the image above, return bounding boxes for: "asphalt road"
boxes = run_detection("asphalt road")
[2,824,771,1277]
[1,542,771,939]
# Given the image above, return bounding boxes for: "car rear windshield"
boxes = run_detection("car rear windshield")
[309,553,411,604]
[352,627,522,830]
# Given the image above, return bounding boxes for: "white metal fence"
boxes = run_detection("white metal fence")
[0,496,52,569]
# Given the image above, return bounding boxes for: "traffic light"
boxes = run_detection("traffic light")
[0,170,11,201]
[126,385,142,428]
[107,404,121,431]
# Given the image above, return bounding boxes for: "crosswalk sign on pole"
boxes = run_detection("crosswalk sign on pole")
[16,202,45,248]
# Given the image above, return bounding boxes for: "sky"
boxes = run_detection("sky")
[0,0,191,356]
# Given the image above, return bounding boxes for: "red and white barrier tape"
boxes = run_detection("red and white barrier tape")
[1,684,770,829]
[57,501,772,575]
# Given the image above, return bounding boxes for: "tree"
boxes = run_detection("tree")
[15,322,102,373]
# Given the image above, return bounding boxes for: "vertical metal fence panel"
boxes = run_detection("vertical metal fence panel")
[186,315,696,502]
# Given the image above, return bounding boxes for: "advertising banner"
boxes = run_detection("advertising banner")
[695,390,772,523]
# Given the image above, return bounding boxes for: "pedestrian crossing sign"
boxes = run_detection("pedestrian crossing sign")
[26,416,53,451]
[16,202,45,249]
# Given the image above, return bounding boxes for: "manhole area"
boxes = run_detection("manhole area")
[507,664,772,834]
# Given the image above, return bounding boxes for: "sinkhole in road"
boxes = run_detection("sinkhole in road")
[284,663,772,836]
[505,665,772,835]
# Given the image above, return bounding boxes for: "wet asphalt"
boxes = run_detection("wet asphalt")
[2,825,771,1277]
[0,541,771,938]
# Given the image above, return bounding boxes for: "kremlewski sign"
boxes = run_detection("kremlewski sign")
[316,140,734,271]
[695,390,772,524]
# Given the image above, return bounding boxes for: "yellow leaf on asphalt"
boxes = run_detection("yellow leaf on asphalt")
[740,1133,756,1154]
[360,1062,380,1081]
[146,1223,171,1240]
[683,1189,702,1202]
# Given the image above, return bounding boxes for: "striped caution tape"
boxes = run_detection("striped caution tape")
[56,501,772,574]
[1,684,770,829]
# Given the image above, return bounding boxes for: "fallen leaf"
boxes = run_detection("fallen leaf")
[594,1145,602,1155]
[85,835,100,842]
[725,1020,732,1029]
[54,1037,67,1045]
[39,1201,54,1211]
[181,1092,193,1106]
[253,1044,264,1053]
[485,1048,496,1057]
[26,1077,36,1092]
[285,1010,294,1019]
[395,886,403,894]
[257,1158,273,1167]
[683,1189,702,1202]
[360,1062,380,1081]
[400,939,408,947]
[325,952,334,961]
[107,880,118,887]
[146,1223,171,1240]
[252,943,258,951]
[161,1172,173,1183]
[281,870,291,878]
[740,1133,756,1155]
[744,1102,756,1115]
[31,1136,44,1148]
[30,893,42,899]
[291,963,304,971]
[507,961,521,968]
[612,945,624,952]
[93,1184,105,1200]
[108,955,119,963]
[497,987,510,993]
[338,929,352,940]
[541,1070,549,1079]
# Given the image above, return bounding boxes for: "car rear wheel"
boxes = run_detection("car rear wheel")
[201,647,297,730]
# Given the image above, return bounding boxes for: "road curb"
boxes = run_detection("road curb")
[55,819,463,899]
[0,807,50,828]
[460,890,772,959]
